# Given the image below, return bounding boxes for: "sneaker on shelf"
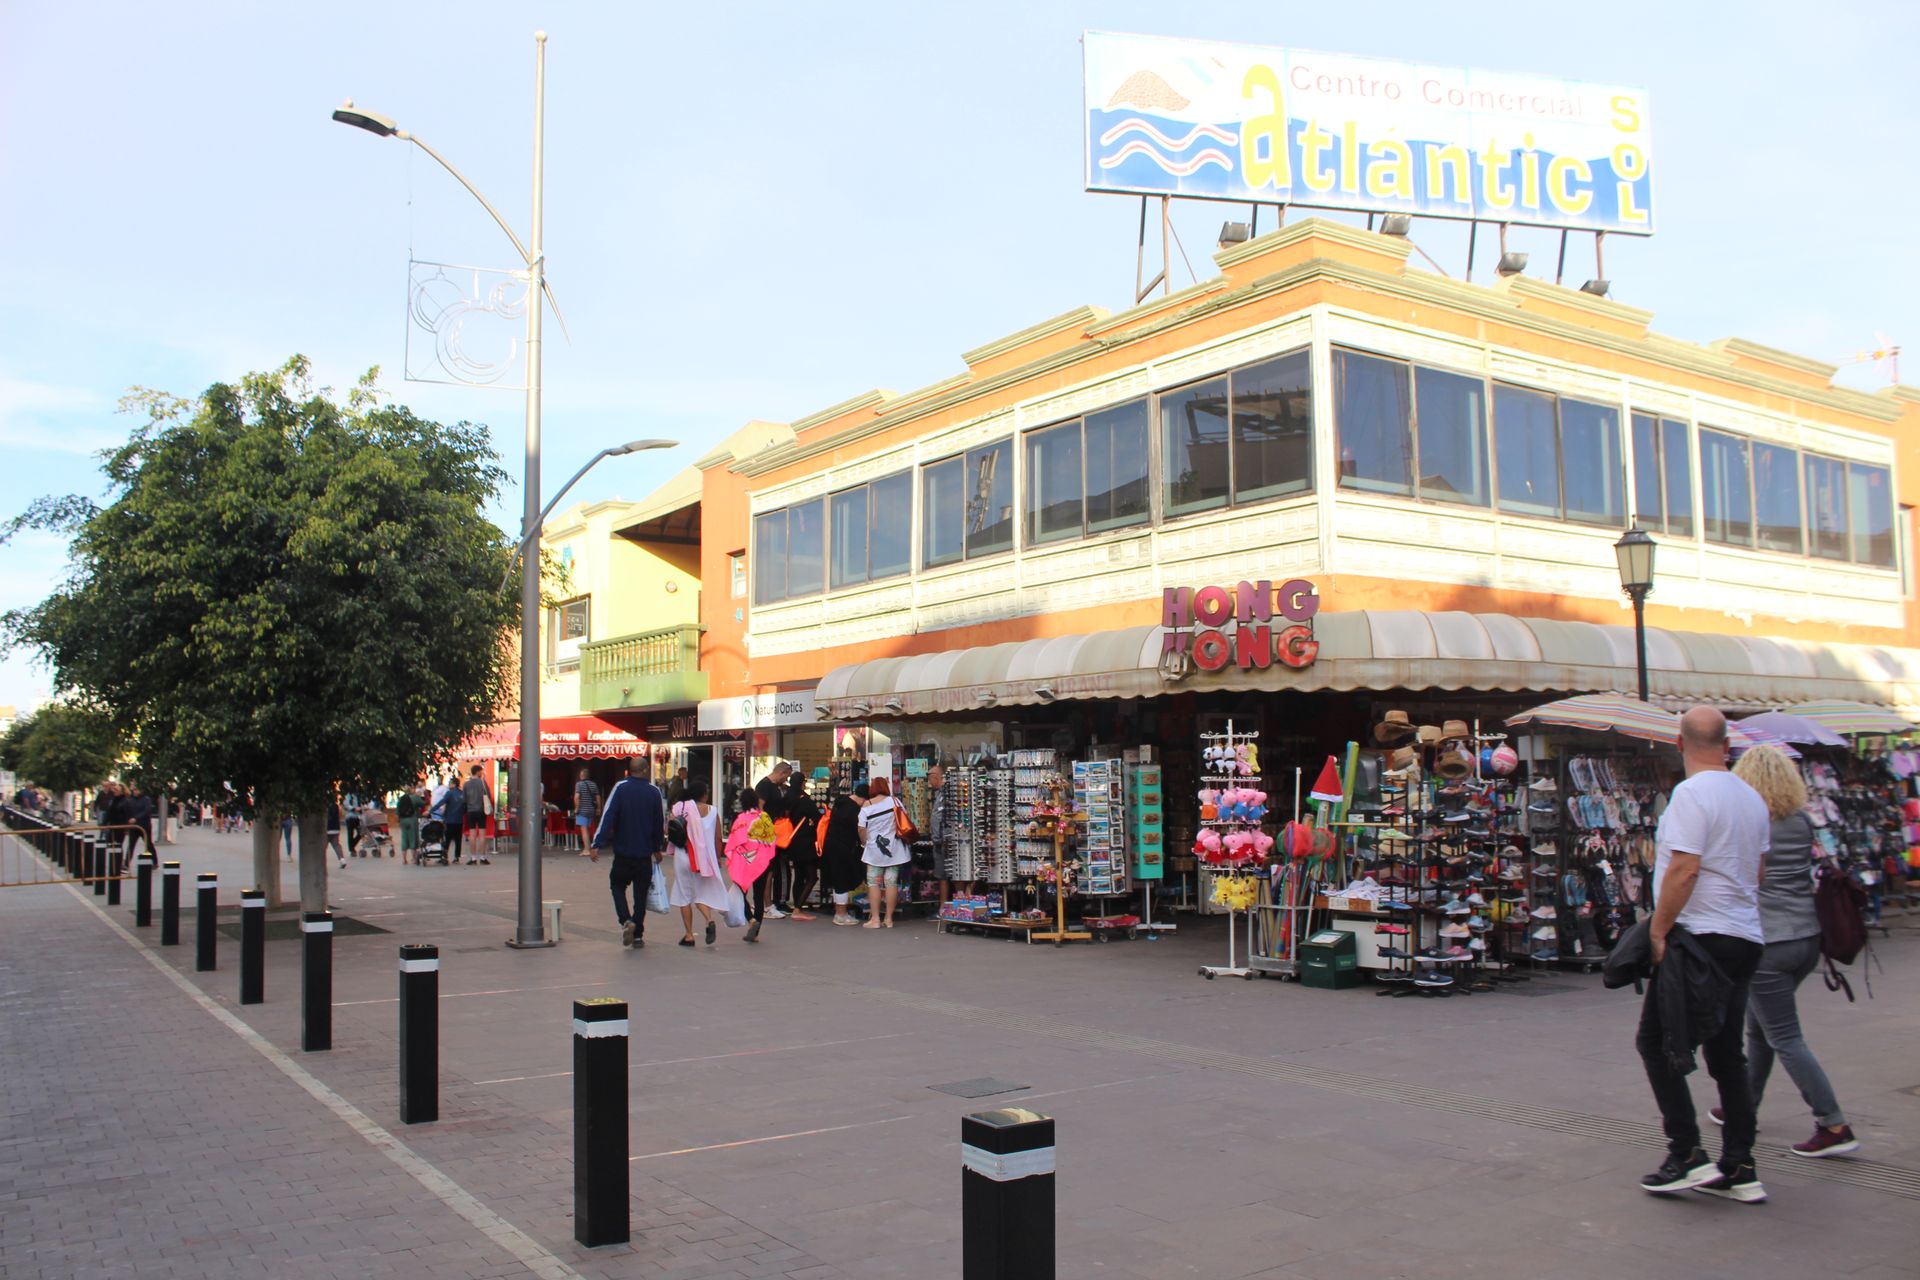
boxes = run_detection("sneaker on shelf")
[1532,904,1558,919]
[1640,1148,1718,1194]
[1527,801,1558,814]
[1530,947,1559,962]
[1442,811,1474,824]
[1694,1162,1767,1203]
[1791,1125,1859,1158]
[1529,777,1559,793]
[1509,908,1532,924]
[1464,892,1488,906]
[1467,917,1491,932]
[1530,924,1558,940]
[1443,898,1471,916]
[1467,937,1486,952]
[1377,923,1410,935]
[1412,970,1454,988]
[1444,945,1473,960]
[1439,921,1470,939]
[1533,866,1560,878]
[1377,946,1414,960]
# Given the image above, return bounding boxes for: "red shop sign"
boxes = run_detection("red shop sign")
[1159,579,1320,674]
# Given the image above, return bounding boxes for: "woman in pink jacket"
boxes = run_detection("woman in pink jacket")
[724,788,778,942]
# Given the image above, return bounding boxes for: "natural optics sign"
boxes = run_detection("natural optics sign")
[1084,31,1654,235]
[1161,579,1319,674]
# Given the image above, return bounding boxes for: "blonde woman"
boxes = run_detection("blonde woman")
[1727,745,1858,1158]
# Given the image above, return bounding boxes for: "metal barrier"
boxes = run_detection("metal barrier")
[0,808,144,889]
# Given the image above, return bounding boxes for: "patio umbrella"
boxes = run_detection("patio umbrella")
[1779,700,1914,737]
[1727,722,1801,759]
[1736,710,1850,748]
[1506,692,1795,756]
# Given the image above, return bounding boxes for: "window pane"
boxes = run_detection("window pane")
[1085,400,1150,532]
[1025,422,1083,544]
[753,511,787,604]
[1160,377,1230,516]
[829,488,868,588]
[1494,384,1559,517]
[1415,367,1488,505]
[1631,413,1662,526]
[922,458,964,568]
[1233,351,1314,501]
[1560,399,1623,526]
[965,439,1013,558]
[1333,349,1410,495]
[1752,442,1803,554]
[868,471,911,579]
[1850,463,1894,567]
[1662,419,1693,536]
[1699,429,1752,546]
[786,498,824,596]
[1805,455,1848,560]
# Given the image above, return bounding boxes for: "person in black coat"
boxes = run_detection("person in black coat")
[820,784,868,926]
[783,772,821,918]
[754,762,794,913]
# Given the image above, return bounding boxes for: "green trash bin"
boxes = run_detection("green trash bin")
[1299,928,1360,990]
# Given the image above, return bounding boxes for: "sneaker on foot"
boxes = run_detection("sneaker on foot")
[1641,1148,1718,1194]
[620,920,636,947]
[1695,1161,1767,1203]
[764,905,788,919]
[1790,1125,1859,1158]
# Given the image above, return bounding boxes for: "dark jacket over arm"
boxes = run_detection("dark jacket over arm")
[1603,919,1733,1076]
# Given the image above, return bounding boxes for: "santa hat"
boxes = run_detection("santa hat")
[1309,756,1345,805]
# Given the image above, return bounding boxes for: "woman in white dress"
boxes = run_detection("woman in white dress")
[857,777,910,929]
[667,779,729,947]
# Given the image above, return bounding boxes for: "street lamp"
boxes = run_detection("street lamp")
[498,438,678,591]
[1614,527,1657,703]
[335,31,571,950]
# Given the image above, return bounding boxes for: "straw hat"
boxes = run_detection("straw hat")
[1441,719,1471,742]
[1372,709,1416,745]
[1434,743,1475,779]
[1416,724,1443,745]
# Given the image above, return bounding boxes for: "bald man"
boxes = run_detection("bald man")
[1637,705,1772,1203]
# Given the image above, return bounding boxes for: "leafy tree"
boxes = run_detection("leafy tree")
[5,357,516,903]
[8,703,123,796]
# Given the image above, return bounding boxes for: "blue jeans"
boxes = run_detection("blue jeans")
[1746,935,1847,1127]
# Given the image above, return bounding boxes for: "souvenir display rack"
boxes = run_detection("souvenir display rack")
[1196,721,1271,978]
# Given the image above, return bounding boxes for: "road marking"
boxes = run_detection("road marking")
[59,880,581,1280]
[473,1030,915,1084]
[630,1116,911,1162]
[335,980,608,1008]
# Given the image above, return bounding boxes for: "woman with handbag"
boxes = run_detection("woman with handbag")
[857,777,910,929]
[667,779,729,947]
[820,783,868,926]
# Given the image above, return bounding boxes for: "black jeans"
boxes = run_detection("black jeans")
[609,855,655,930]
[446,823,464,862]
[746,870,768,922]
[1636,931,1764,1169]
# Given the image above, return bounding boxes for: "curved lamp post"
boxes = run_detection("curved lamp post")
[335,34,673,950]
[1614,527,1657,702]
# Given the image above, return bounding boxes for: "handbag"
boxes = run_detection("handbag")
[666,801,689,850]
[893,799,921,845]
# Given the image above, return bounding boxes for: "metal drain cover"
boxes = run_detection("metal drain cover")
[929,1077,1029,1099]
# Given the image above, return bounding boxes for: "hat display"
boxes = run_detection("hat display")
[1384,746,1417,772]
[1416,724,1443,745]
[1372,709,1416,745]
[1434,743,1474,779]
[1308,756,1346,804]
[1441,719,1470,742]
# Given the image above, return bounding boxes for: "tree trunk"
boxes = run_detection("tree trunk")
[157,794,170,845]
[297,812,328,913]
[252,818,281,907]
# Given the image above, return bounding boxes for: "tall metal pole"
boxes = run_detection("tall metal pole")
[511,31,554,948]
[1630,586,1650,703]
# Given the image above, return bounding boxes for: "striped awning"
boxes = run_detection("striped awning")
[812,610,1920,721]
[1508,693,1799,756]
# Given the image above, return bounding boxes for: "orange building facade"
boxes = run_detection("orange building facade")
[684,219,1918,760]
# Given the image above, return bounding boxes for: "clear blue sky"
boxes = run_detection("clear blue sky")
[1,2,1914,710]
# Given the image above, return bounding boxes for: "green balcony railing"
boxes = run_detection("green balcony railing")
[579,624,706,711]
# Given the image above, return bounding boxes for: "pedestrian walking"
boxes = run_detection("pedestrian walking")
[345,792,363,855]
[280,814,295,861]
[462,766,492,864]
[723,788,777,942]
[666,779,727,946]
[589,758,666,948]
[783,769,821,921]
[123,785,156,867]
[435,777,467,864]
[1636,706,1771,1203]
[665,766,690,807]
[396,787,420,863]
[754,761,792,916]
[325,795,347,869]
[820,783,868,926]
[858,777,909,930]
[572,767,600,854]
[1725,744,1860,1158]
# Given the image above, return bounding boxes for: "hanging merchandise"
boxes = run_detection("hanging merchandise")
[1198,719,1271,978]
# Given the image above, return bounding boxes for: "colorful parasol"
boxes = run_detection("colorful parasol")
[1735,710,1850,748]
[1774,700,1914,737]
[1506,693,1795,756]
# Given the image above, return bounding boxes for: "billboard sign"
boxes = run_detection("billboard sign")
[1084,32,1653,235]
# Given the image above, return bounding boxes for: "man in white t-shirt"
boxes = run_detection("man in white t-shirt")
[1637,706,1771,1203]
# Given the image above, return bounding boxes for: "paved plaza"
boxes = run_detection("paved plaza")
[3,825,1917,1279]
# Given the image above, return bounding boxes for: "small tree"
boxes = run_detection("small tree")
[6,358,516,905]
[15,703,123,797]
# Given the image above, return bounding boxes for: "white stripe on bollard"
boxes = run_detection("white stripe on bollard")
[961,1143,1057,1181]
[572,1018,630,1038]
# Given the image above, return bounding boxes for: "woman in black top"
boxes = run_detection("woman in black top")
[820,784,869,927]
[784,772,822,920]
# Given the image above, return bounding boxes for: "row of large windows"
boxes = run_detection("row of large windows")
[751,346,1899,605]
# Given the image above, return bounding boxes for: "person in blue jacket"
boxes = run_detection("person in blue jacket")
[589,757,666,948]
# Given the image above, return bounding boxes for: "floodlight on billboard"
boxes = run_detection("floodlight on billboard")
[1084,32,1654,236]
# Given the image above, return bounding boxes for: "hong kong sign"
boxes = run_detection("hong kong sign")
[1160,578,1320,675]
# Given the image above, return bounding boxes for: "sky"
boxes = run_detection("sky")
[1,1,1914,710]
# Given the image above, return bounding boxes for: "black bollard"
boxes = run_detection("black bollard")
[104,840,121,906]
[961,1107,1056,1280]
[63,829,77,875]
[398,944,439,1123]
[90,836,105,895]
[302,910,333,1052]
[195,873,218,971]
[572,997,630,1246]
[160,861,181,945]
[239,889,265,1005]
[135,851,156,927]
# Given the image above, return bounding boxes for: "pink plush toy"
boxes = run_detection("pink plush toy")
[1223,830,1255,863]
[1193,828,1223,861]
[1252,830,1275,857]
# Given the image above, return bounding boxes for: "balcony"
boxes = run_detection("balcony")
[579,624,706,711]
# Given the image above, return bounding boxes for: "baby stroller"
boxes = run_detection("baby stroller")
[417,817,450,866]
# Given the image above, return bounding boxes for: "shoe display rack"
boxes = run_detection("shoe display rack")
[1524,754,1655,969]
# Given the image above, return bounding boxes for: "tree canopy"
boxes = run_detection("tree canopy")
[0,703,123,796]
[5,357,517,816]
